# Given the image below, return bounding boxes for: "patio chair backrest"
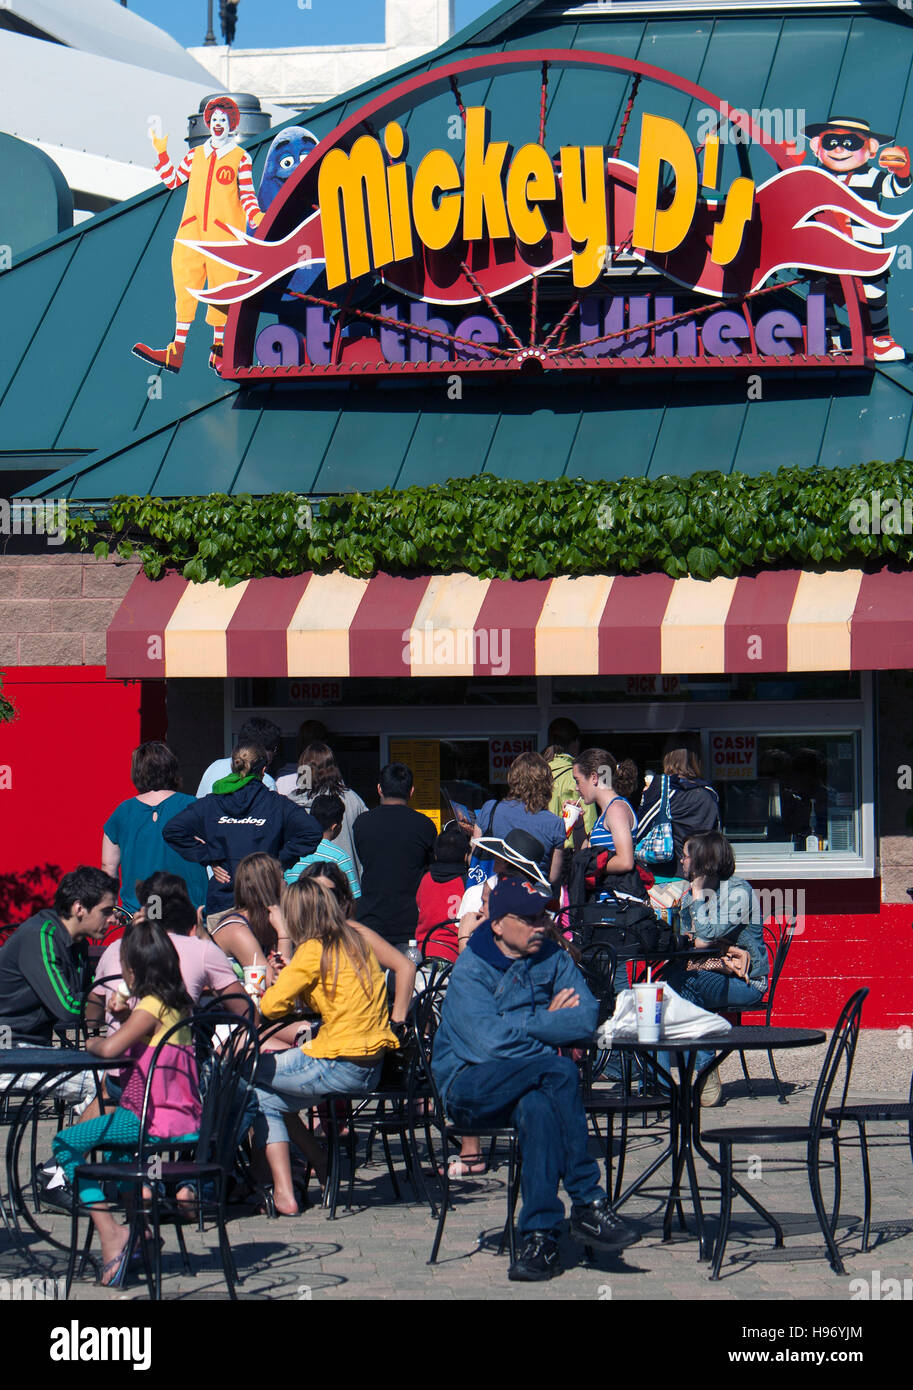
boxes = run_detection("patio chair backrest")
[133,1007,259,1171]
[763,918,798,1025]
[409,978,451,1122]
[809,988,868,1140]
[578,943,618,1026]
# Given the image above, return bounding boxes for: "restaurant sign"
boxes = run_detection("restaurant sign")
[179,51,910,378]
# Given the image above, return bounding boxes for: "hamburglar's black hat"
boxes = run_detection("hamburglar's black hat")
[803,116,894,144]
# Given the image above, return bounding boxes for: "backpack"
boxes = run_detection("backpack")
[565,847,670,955]
[635,774,675,867]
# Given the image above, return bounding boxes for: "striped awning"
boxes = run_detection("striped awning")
[106,568,913,679]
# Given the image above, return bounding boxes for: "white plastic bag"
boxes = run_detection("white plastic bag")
[596,983,732,1049]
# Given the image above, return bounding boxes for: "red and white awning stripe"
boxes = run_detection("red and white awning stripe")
[106,568,913,678]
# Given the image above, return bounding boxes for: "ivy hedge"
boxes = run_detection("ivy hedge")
[67,462,912,586]
[0,675,15,723]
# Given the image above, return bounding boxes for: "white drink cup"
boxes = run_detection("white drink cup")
[243,965,266,997]
[634,983,664,1043]
[562,802,583,835]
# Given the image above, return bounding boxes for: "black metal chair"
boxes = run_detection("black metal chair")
[825,1065,913,1252]
[574,944,674,1204]
[704,987,868,1279]
[731,919,798,1103]
[322,1023,429,1220]
[66,1006,259,1299]
[412,979,522,1265]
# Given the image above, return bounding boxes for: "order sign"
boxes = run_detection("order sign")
[490,737,536,784]
[710,733,757,780]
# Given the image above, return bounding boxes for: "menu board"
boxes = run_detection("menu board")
[390,739,441,831]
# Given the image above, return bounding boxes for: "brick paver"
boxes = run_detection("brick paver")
[2,1029,911,1301]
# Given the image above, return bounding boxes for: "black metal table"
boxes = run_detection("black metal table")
[608,1027,826,1258]
[0,1049,122,1259]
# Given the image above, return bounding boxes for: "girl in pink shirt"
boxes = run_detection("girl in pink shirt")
[53,919,202,1288]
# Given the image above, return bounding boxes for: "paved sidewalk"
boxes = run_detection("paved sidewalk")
[1,1029,911,1301]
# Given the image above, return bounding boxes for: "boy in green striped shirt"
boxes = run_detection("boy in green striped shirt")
[284,793,361,900]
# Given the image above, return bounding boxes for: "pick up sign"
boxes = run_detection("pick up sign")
[710,733,758,780]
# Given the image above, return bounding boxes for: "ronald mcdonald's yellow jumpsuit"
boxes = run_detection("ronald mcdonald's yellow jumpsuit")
[160,141,262,331]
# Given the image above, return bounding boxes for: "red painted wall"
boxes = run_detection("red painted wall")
[762,905,913,1030]
[0,668,163,925]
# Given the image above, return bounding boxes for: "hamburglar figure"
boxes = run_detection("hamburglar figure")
[133,97,264,374]
[802,116,911,363]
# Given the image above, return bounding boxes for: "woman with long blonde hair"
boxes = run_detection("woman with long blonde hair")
[253,878,415,1215]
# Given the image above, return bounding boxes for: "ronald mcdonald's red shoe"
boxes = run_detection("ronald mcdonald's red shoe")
[873,335,905,363]
[132,340,185,373]
[209,343,223,373]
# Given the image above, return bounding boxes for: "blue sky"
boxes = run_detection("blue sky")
[130,0,496,50]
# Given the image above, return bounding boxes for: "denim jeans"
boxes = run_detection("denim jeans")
[253,1047,382,1145]
[445,1054,604,1236]
[658,966,765,1077]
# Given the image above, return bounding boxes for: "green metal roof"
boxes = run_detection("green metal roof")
[6,0,913,500]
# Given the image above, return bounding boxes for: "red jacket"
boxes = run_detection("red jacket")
[415,870,465,963]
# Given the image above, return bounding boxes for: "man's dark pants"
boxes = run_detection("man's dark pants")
[446,1054,604,1235]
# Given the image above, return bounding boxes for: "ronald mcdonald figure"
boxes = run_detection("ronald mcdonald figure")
[133,97,263,374]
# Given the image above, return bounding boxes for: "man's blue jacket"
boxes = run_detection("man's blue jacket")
[431,924,598,1105]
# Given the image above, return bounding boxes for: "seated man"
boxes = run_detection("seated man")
[0,866,119,1141]
[431,878,638,1281]
[0,866,118,1049]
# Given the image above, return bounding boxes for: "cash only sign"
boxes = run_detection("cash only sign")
[189,51,910,379]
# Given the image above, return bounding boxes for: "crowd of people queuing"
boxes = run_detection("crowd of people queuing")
[0,714,766,1283]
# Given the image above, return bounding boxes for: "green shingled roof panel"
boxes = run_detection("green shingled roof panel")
[396,408,501,487]
[0,204,165,451]
[819,372,912,468]
[759,16,854,126]
[233,393,342,494]
[648,391,749,477]
[67,427,177,500]
[564,395,666,479]
[483,406,579,480]
[731,381,833,475]
[828,14,912,142]
[0,242,76,410]
[311,404,420,493]
[149,396,260,496]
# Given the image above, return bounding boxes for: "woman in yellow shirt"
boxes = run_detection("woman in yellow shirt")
[255,878,415,1215]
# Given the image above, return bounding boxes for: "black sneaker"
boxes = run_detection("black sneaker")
[569,1198,639,1250]
[507,1230,562,1282]
[37,1178,74,1214]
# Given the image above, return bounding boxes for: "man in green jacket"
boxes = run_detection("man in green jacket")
[545,718,597,847]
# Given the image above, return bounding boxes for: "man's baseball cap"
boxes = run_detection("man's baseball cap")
[488,878,558,922]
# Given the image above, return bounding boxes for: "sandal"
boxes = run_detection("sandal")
[440,1156,488,1178]
[98,1238,131,1289]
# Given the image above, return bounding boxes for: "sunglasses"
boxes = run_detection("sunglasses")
[820,132,867,153]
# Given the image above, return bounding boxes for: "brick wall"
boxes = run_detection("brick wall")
[0,554,141,665]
